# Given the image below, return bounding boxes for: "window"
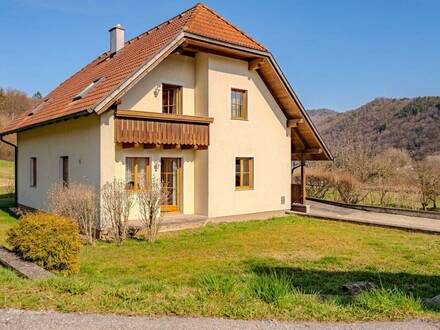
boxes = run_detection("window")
[162,84,182,114]
[231,89,247,120]
[30,157,37,187]
[59,156,69,187]
[235,157,253,190]
[73,77,102,101]
[126,157,151,191]
[29,98,49,116]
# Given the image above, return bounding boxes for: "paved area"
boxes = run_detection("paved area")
[0,247,54,280]
[0,309,439,330]
[299,201,440,234]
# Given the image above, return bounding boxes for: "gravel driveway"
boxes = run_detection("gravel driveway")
[0,309,439,330]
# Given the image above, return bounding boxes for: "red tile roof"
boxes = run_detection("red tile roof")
[1,3,266,134]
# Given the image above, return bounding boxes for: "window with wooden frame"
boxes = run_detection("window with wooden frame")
[231,89,247,120]
[59,156,69,188]
[125,157,151,191]
[29,157,37,187]
[162,84,182,114]
[235,157,253,190]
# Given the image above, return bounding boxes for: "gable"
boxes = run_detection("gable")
[1,3,332,161]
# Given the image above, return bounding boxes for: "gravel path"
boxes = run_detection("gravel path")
[0,309,439,330]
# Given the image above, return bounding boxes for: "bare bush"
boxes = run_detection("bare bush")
[306,168,335,199]
[48,182,99,244]
[413,157,440,210]
[101,179,134,244]
[333,172,368,204]
[137,181,168,242]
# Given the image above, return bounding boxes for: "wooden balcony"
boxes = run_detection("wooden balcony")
[114,110,213,149]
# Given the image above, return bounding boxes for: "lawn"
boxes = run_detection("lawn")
[0,160,14,196]
[0,203,439,321]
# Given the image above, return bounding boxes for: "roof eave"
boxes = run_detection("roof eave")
[0,110,92,137]
[93,32,186,115]
[182,32,333,161]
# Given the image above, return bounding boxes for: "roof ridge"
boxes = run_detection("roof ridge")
[125,3,198,45]
[191,3,266,51]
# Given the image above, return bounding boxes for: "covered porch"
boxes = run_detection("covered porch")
[289,118,331,213]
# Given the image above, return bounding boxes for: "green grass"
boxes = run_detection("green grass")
[0,204,439,321]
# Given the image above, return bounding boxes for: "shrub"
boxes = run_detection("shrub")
[137,180,167,242]
[333,172,368,204]
[306,168,335,199]
[7,213,81,275]
[101,179,134,243]
[48,182,99,244]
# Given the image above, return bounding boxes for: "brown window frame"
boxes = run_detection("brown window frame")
[125,157,151,192]
[30,157,37,187]
[60,156,69,188]
[235,157,254,190]
[231,88,248,120]
[162,84,182,115]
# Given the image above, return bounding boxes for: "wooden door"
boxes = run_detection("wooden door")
[161,158,182,212]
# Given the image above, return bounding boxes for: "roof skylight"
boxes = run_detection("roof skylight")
[73,77,102,101]
[29,98,49,116]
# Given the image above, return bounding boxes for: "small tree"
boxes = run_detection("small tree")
[333,172,368,204]
[48,182,99,245]
[413,157,440,210]
[371,148,412,205]
[101,179,134,243]
[137,180,168,242]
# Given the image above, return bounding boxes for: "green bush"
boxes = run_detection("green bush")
[7,213,81,275]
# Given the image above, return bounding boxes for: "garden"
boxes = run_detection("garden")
[0,196,439,321]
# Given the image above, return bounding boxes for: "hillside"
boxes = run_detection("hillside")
[0,88,36,160]
[308,97,440,159]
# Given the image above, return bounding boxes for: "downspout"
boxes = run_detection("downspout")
[0,135,17,206]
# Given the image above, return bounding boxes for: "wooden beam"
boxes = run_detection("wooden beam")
[248,58,264,71]
[292,148,322,155]
[143,143,159,149]
[163,144,180,149]
[116,109,214,124]
[287,118,304,128]
[291,128,306,149]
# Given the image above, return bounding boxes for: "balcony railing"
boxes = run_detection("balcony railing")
[114,110,213,148]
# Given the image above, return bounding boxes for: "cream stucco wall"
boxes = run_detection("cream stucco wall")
[120,54,195,115]
[17,51,291,221]
[17,115,101,210]
[205,55,291,218]
[114,145,195,219]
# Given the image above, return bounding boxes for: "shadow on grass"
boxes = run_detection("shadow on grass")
[0,197,15,214]
[248,262,440,312]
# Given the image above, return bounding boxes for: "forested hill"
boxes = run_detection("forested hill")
[0,88,38,160]
[308,97,440,159]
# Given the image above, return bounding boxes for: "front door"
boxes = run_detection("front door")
[161,158,182,212]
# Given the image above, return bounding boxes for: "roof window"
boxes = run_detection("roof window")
[73,77,102,101]
[29,98,49,116]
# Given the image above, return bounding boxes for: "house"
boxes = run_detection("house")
[0,3,332,225]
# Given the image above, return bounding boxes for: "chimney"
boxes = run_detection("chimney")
[109,24,125,54]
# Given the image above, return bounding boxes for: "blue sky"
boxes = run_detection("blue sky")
[1,0,439,111]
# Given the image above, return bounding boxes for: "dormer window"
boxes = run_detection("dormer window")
[73,77,102,101]
[29,98,49,116]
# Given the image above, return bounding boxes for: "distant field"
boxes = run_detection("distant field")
[0,160,14,195]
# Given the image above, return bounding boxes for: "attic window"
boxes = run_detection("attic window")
[29,98,49,116]
[73,77,102,101]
